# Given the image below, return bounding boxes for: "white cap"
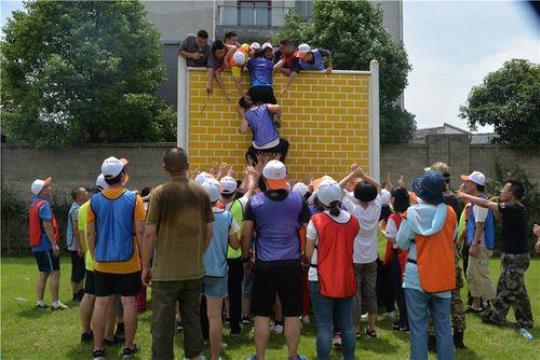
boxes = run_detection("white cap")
[201,178,221,203]
[298,43,311,54]
[292,182,309,198]
[380,188,391,206]
[194,171,214,186]
[220,176,237,195]
[101,157,128,179]
[31,177,52,195]
[317,179,342,206]
[96,174,109,190]
[232,51,246,65]
[262,160,287,190]
[460,171,486,186]
[250,42,261,50]
[262,42,273,50]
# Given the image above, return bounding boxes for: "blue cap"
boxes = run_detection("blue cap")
[412,170,446,205]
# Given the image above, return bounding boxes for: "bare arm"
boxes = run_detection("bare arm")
[87,223,96,259]
[306,236,316,260]
[179,50,196,60]
[239,108,250,133]
[43,221,58,256]
[282,71,298,94]
[135,221,145,258]
[325,53,333,72]
[229,233,240,250]
[266,104,281,114]
[79,230,87,253]
[457,192,500,214]
[142,224,156,270]
[214,72,230,100]
[241,220,255,259]
[338,167,364,190]
[206,67,214,92]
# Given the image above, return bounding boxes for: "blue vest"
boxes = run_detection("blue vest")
[245,105,279,148]
[299,49,324,71]
[91,191,136,262]
[251,191,303,262]
[66,202,79,248]
[466,194,495,250]
[204,209,233,277]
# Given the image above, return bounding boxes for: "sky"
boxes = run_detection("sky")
[1,1,539,132]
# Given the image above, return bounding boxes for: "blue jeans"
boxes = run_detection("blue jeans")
[405,288,454,360]
[308,281,355,360]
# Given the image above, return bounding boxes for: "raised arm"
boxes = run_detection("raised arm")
[456,192,500,214]
[238,107,249,133]
[338,166,364,190]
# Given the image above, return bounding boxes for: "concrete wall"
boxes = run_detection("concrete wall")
[186,69,371,182]
[3,136,539,204]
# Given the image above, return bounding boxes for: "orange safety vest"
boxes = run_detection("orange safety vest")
[311,212,359,298]
[29,199,60,247]
[409,205,457,293]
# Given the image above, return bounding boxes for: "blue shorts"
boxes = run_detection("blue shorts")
[203,276,228,298]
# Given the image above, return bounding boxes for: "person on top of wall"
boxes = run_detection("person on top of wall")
[224,31,240,47]
[244,43,282,105]
[207,40,233,100]
[238,96,289,164]
[273,39,297,76]
[281,43,333,95]
[179,29,212,68]
[262,42,274,61]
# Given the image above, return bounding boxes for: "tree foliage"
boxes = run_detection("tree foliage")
[274,0,414,143]
[459,59,540,149]
[1,1,176,147]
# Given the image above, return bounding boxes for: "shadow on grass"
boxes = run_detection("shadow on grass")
[356,336,400,354]
[16,306,55,319]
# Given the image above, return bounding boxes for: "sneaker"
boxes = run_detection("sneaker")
[384,311,395,320]
[332,333,342,349]
[365,329,377,338]
[176,321,184,332]
[122,344,138,358]
[360,313,368,323]
[92,349,105,360]
[51,301,68,310]
[241,316,252,324]
[36,302,48,309]
[272,323,284,335]
[81,331,94,343]
[399,325,410,333]
[301,315,310,324]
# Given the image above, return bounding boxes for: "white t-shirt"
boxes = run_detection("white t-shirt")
[384,217,399,249]
[306,210,353,281]
[342,192,382,264]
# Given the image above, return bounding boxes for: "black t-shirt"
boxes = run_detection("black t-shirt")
[443,192,462,219]
[244,190,311,224]
[498,201,529,254]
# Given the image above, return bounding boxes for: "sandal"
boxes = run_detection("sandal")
[365,329,377,338]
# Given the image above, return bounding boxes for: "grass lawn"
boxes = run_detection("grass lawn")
[1,256,539,359]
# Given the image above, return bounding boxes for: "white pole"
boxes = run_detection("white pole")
[177,55,187,149]
[369,59,380,181]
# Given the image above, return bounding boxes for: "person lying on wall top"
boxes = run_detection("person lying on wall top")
[272,39,297,76]
[279,43,333,95]
[238,95,289,165]
[207,40,250,100]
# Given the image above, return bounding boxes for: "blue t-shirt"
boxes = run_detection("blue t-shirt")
[245,105,279,148]
[247,57,273,87]
[31,197,53,252]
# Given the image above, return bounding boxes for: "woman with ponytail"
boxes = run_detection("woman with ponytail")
[306,179,360,360]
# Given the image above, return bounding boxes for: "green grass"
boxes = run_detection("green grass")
[1,256,539,359]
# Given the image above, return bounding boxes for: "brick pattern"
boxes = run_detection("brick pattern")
[187,69,370,182]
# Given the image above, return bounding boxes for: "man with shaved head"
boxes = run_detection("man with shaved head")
[142,147,214,360]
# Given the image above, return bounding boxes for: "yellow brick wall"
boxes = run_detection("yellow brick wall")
[187,69,370,182]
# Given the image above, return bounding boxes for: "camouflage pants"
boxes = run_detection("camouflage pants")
[484,253,533,329]
[429,253,466,334]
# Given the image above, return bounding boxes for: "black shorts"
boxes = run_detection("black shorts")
[247,138,290,164]
[34,250,60,273]
[252,260,302,317]
[84,270,96,295]
[94,270,141,297]
[248,85,277,104]
[69,250,86,283]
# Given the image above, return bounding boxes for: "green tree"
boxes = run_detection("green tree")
[459,59,540,149]
[1,1,175,147]
[274,0,414,143]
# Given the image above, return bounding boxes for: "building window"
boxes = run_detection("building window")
[238,0,271,27]
[295,0,313,20]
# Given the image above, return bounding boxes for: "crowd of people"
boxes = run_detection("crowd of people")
[26,30,538,360]
[29,150,539,360]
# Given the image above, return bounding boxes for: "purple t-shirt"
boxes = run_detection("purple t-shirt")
[244,105,279,148]
[245,191,310,262]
